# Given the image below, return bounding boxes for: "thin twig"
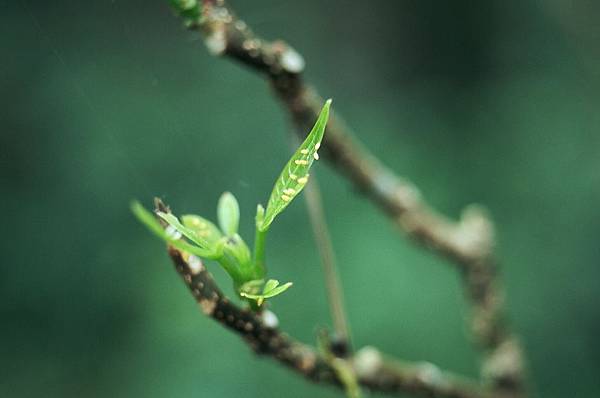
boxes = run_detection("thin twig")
[168,247,337,382]
[303,174,350,350]
[290,133,351,352]
[353,347,489,398]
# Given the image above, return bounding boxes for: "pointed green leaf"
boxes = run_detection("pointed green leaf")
[131,201,167,238]
[263,279,280,294]
[181,214,223,244]
[260,99,331,231]
[240,279,265,295]
[130,201,215,258]
[239,281,293,304]
[217,192,240,236]
[157,211,212,249]
[262,282,293,298]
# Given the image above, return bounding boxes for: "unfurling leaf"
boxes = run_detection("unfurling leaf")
[181,214,223,244]
[262,281,293,298]
[217,192,240,236]
[157,211,211,249]
[259,99,331,232]
[130,201,215,258]
[263,279,280,293]
[239,279,265,295]
[239,278,293,306]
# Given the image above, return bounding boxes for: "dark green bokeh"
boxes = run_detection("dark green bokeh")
[2,1,599,397]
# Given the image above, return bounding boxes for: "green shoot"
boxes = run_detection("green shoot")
[132,99,332,309]
[240,279,293,306]
[156,211,212,251]
[181,214,223,245]
[131,201,215,258]
[259,99,331,232]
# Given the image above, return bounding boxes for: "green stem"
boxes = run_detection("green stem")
[253,226,268,278]
[217,251,243,285]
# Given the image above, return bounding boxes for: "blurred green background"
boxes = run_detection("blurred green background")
[2,0,599,397]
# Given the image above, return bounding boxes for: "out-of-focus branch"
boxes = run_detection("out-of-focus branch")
[353,347,488,398]
[157,194,484,398]
[168,1,527,396]
[194,0,493,268]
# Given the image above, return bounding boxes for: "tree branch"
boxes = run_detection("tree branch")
[166,242,487,398]
[168,247,337,382]
[299,144,351,352]
[155,193,482,398]
[169,1,528,396]
[353,347,488,398]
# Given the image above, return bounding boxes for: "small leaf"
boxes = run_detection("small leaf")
[260,99,331,231]
[217,192,240,236]
[157,212,211,249]
[262,282,293,298]
[240,279,265,295]
[131,201,215,258]
[263,279,280,293]
[239,281,293,305]
[181,214,222,244]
